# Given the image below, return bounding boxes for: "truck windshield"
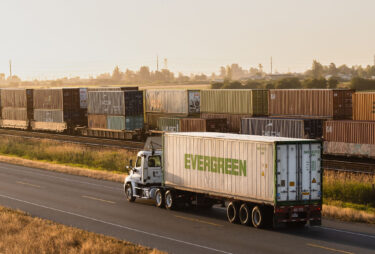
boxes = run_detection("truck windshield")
[148,156,161,167]
[135,157,142,167]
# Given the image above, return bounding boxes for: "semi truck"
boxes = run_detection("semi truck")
[124,132,322,228]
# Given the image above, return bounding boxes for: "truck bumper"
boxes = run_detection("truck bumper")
[274,204,322,225]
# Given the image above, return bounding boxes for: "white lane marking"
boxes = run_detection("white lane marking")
[319,226,375,239]
[0,164,122,191]
[0,193,232,254]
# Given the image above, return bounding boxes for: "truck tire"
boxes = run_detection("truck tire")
[227,201,240,224]
[251,206,265,228]
[165,190,176,210]
[155,188,164,208]
[125,183,136,202]
[239,203,251,225]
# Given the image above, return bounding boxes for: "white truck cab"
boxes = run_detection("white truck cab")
[124,138,163,202]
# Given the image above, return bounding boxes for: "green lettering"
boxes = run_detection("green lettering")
[232,159,239,176]
[198,155,204,171]
[218,158,224,174]
[204,156,210,171]
[211,157,217,172]
[185,154,191,169]
[239,160,247,176]
[192,155,198,170]
[225,158,231,175]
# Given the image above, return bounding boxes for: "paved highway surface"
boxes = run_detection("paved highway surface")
[0,162,374,254]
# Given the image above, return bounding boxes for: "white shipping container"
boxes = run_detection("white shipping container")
[163,132,321,204]
[79,88,88,109]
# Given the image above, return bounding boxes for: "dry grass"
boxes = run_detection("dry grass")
[0,206,164,254]
[323,204,375,224]
[0,155,125,182]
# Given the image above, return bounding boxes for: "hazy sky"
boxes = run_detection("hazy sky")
[0,0,374,80]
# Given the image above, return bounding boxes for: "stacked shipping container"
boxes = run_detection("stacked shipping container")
[268,89,354,119]
[241,117,324,139]
[145,90,200,129]
[87,90,143,131]
[200,90,268,133]
[157,117,227,132]
[0,89,33,129]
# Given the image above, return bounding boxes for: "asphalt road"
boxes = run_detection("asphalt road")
[0,162,374,254]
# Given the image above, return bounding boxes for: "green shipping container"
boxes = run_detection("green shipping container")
[125,115,144,130]
[107,116,126,130]
[200,89,268,115]
[157,117,181,131]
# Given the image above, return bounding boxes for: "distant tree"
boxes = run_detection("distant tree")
[225,65,232,80]
[265,82,275,89]
[124,69,135,83]
[138,66,151,83]
[337,64,351,75]
[0,73,5,80]
[211,82,224,89]
[327,77,339,89]
[276,77,301,89]
[223,81,243,89]
[244,80,262,89]
[112,66,123,81]
[328,63,338,76]
[220,66,226,78]
[351,77,375,91]
[311,60,324,78]
[303,78,327,88]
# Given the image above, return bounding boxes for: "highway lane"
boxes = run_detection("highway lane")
[0,162,374,254]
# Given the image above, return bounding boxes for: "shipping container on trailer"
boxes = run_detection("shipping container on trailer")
[201,112,253,133]
[0,88,33,129]
[241,117,324,139]
[352,92,375,121]
[124,133,322,228]
[268,89,354,119]
[200,89,268,115]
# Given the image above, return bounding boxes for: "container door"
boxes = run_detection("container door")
[276,144,298,201]
[277,143,321,202]
[301,143,321,200]
[188,91,200,114]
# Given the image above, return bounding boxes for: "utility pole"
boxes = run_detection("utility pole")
[156,55,159,72]
[9,60,12,79]
[270,57,273,75]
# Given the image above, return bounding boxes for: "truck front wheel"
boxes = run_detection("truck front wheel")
[165,190,176,210]
[227,201,240,224]
[251,206,265,228]
[155,189,164,208]
[125,183,136,202]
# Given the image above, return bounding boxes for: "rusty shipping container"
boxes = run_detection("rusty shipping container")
[352,92,375,121]
[201,113,253,133]
[145,89,200,115]
[241,117,324,139]
[88,91,143,116]
[1,89,28,108]
[200,89,268,115]
[1,108,28,121]
[33,89,63,110]
[324,120,375,145]
[158,117,227,132]
[323,141,375,159]
[268,89,353,119]
[88,114,107,129]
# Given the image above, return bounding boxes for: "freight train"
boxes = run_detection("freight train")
[1,87,375,161]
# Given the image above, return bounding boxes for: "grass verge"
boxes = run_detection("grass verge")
[0,206,163,254]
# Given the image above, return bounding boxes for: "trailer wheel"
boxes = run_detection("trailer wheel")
[125,183,135,202]
[239,203,251,225]
[251,206,265,228]
[165,190,176,210]
[155,189,164,208]
[227,201,240,224]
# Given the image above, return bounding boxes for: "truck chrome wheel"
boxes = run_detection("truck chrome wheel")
[251,206,264,228]
[227,201,240,224]
[125,183,136,202]
[239,203,251,225]
[164,190,175,210]
[155,189,164,208]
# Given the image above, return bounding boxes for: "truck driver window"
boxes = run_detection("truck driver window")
[148,156,161,167]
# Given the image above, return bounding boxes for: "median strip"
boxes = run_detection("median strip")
[16,181,41,188]
[82,195,116,204]
[307,243,354,254]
